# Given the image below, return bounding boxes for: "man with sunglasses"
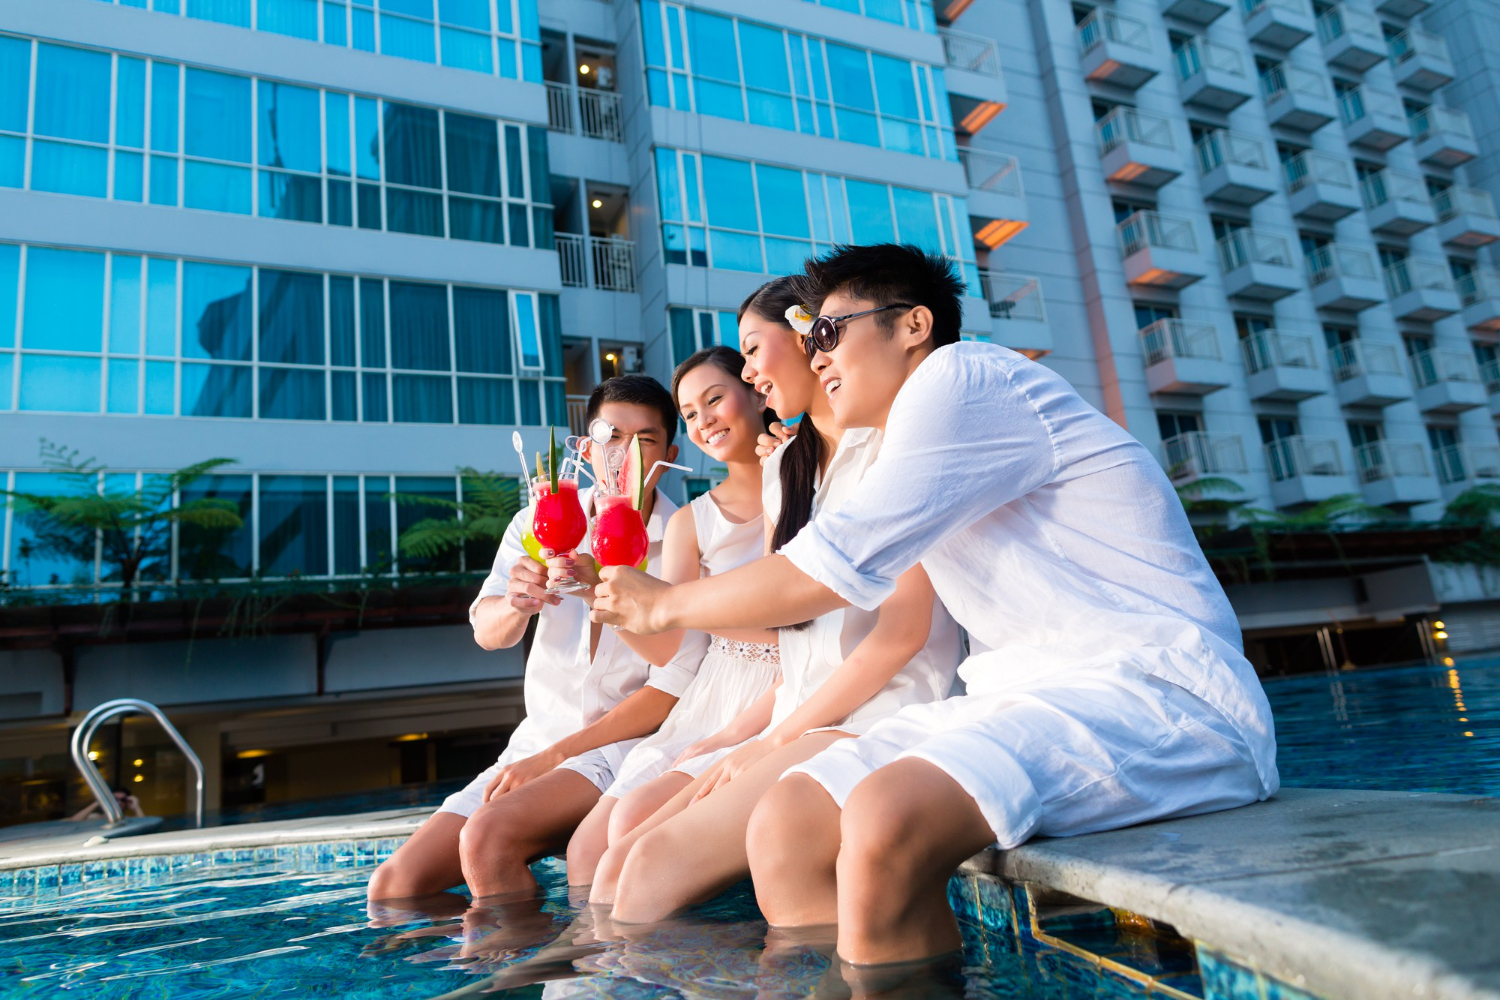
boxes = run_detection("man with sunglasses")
[591,243,1277,971]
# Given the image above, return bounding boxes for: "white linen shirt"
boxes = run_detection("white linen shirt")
[778,343,1279,794]
[469,487,707,757]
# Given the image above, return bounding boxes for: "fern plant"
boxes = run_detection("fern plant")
[394,467,523,569]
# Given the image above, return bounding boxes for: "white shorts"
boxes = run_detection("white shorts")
[783,663,1265,849]
[436,739,641,818]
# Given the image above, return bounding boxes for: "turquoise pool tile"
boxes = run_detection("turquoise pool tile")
[35,866,60,891]
[212,849,237,865]
[1262,975,1318,1000]
[58,864,83,893]
[1155,973,1207,998]
[356,840,377,865]
[0,870,15,895]
[1197,947,1264,1000]
[13,868,37,897]
[254,847,277,863]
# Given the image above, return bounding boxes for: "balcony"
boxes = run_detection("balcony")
[1354,441,1440,506]
[1266,436,1350,507]
[1242,330,1327,400]
[1434,187,1500,249]
[940,29,1008,132]
[1459,272,1500,334]
[959,149,1028,247]
[565,395,590,436]
[544,83,624,143]
[1195,130,1275,205]
[1329,340,1412,406]
[1118,211,1205,288]
[1218,229,1300,301]
[1435,444,1500,501]
[1078,9,1157,89]
[1162,0,1230,25]
[556,233,637,293]
[1176,38,1252,111]
[1410,107,1478,168]
[977,271,1051,357]
[1338,87,1409,151]
[1098,108,1180,188]
[1163,432,1248,485]
[1389,30,1454,91]
[1375,0,1429,16]
[1242,0,1315,49]
[1361,170,1435,237]
[1316,5,1386,73]
[1410,348,1485,413]
[1384,258,1460,322]
[1261,65,1337,132]
[1140,320,1230,394]
[1307,245,1383,312]
[1484,359,1500,417]
[1284,150,1359,222]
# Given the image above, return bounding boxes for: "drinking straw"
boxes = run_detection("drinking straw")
[512,430,531,487]
[645,460,693,482]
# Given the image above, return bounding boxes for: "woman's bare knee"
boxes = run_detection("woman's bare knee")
[747,775,841,926]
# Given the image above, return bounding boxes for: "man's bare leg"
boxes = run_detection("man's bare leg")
[834,758,994,965]
[745,773,843,927]
[367,811,467,902]
[459,768,601,898]
[565,795,616,887]
[609,732,849,923]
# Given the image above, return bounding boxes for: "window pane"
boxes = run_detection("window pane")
[181,362,252,417]
[143,360,174,414]
[439,0,488,28]
[361,371,388,420]
[891,186,939,252]
[0,243,17,349]
[845,180,894,243]
[0,136,22,188]
[257,269,324,364]
[331,369,357,420]
[440,27,493,72]
[109,255,143,354]
[538,293,561,371]
[385,0,433,17]
[504,124,524,198]
[389,281,451,370]
[386,188,445,236]
[259,475,328,576]
[149,155,178,205]
[392,374,453,422]
[328,179,353,225]
[763,236,810,275]
[258,0,320,39]
[825,44,875,111]
[325,1,348,44]
[18,355,101,412]
[23,247,105,352]
[257,81,322,172]
[359,278,386,367]
[872,55,920,121]
[363,476,392,570]
[326,93,351,176]
[116,58,147,148]
[445,113,500,196]
[31,141,108,198]
[740,23,790,95]
[329,275,355,366]
[507,203,529,247]
[453,286,510,373]
[686,11,739,83]
[114,151,145,201]
[9,473,92,586]
[258,169,323,222]
[0,36,29,134]
[34,44,111,144]
[182,262,253,361]
[145,258,177,356]
[513,293,541,371]
[517,378,540,424]
[333,476,361,573]
[755,165,808,238]
[185,69,252,162]
[526,125,550,201]
[694,79,744,121]
[179,474,253,580]
[150,63,180,154]
[187,0,251,26]
[259,366,326,419]
[701,156,757,231]
[454,373,511,424]
[381,12,437,62]
[709,229,763,272]
[449,198,505,243]
[394,476,458,571]
[184,161,252,213]
[107,359,139,413]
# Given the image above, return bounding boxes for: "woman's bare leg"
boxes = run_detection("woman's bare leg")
[746,774,844,927]
[565,796,617,887]
[608,772,692,843]
[590,773,709,905]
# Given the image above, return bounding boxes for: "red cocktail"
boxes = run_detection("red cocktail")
[591,493,648,569]
[532,477,588,593]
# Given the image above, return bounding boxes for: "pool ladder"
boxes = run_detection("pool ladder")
[70,698,205,833]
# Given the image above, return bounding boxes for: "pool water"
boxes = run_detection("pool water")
[1,658,1495,999]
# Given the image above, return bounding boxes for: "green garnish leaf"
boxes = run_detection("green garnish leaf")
[548,427,560,491]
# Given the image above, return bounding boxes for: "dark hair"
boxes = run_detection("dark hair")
[740,279,823,632]
[795,243,965,349]
[670,345,751,407]
[585,374,677,446]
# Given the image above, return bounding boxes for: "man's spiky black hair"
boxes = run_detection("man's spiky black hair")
[793,243,966,348]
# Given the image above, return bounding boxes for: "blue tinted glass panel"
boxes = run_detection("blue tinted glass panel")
[526,126,549,201]
[384,0,432,15]
[709,230,762,272]
[701,156,757,231]
[116,58,147,148]
[361,372,388,420]
[182,262,252,361]
[258,0,320,38]
[154,0,181,11]
[178,475,253,579]
[755,165,808,238]
[329,275,355,366]
[326,93,351,176]
[504,124,524,197]
[453,287,509,373]
[0,137,22,188]
[445,113,500,196]
[0,37,28,134]
[381,13,437,62]
[150,64,179,153]
[389,281,450,371]
[497,40,518,78]
[184,161,252,213]
[354,97,380,180]
[0,243,17,348]
[34,45,111,143]
[0,352,12,409]
[363,475,392,568]
[513,293,541,371]
[114,151,145,201]
[145,258,177,356]
[149,156,178,205]
[457,377,513,424]
[107,359,139,413]
[352,7,376,50]
[764,237,810,275]
[655,149,682,222]
[331,370,357,421]
[31,142,108,198]
[259,367,326,420]
[825,44,875,110]
[387,189,444,236]
[845,180,894,243]
[18,355,100,412]
[259,269,325,364]
[259,475,328,575]
[392,374,452,422]
[682,155,699,222]
[187,0,251,24]
[507,203,529,246]
[328,179,352,225]
[834,107,880,146]
[325,2,348,45]
[694,80,744,121]
[185,69,251,162]
[747,92,795,130]
[518,0,538,39]
[716,311,739,350]
[641,0,665,65]
[521,42,541,82]
[872,55,920,120]
[23,247,105,352]
[109,255,143,353]
[359,278,386,367]
[143,360,174,413]
[9,473,91,585]
[517,379,540,424]
[686,11,738,82]
[538,293,561,372]
[891,186,939,251]
[257,81,321,172]
[450,199,504,243]
[259,170,322,222]
[439,0,488,28]
[383,104,441,188]
[440,28,492,72]
[740,24,790,95]
[180,362,252,417]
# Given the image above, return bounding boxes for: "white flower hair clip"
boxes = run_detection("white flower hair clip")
[785,304,815,336]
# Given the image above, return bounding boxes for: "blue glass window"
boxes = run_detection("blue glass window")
[513,293,541,372]
[891,185,939,252]
[258,81,321,172]
[23,248,105,353]
[18,355,101,412]
[326,93,351,177]
[9,474,91,585]
[381,13,437,62]
[0,137,22,188]
[259,168,322,222]
[259,475,328,575]
[504,124,524,197]
[439,0,489,28]
[185,69,252,162]
[458,377,512,424]
[361,372,388,421]
[143,360,174,414]
[389,281,450,371]
[179,475,253,579]
[755,165,809,238]
[845,179,895,244]
[330,275,356,366]
[182,262,253,361]
[331,370,357,420]
[0,353,12,410]
[114,151,145,201]
[181,363,253,417]
[445,113,500,196]
[332,476,361,572]
[701,156,757,231]
[259,269,325,364]
[0,37,28,134]
[145,258,177,356]
[116,58,147,148]
[354,97,381,180]
[359,278,386,367]
[325,2,348,45]
[258,0,320,39]
[150,64,179,154]
[108,359,139,413]
[441,27,492,72]
[34,45,111,144]
[0,243,17,349]
[186,0,251,26]
[185,161,252,213]
[31,142,108,198]
[392,375,452,422]
[453,287,509,373]
[109,255,143,354]
[259,367,326,419]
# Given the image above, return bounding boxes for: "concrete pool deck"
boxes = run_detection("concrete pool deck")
[2,787,1496,1000]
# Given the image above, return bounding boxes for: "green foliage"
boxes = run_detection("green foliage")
[1434,484,1500,564]
[1,439,241,593]
[1241,493,1402,528]
[394,468,523,562]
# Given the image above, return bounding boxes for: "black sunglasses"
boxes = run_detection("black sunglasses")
[804,304,917,358]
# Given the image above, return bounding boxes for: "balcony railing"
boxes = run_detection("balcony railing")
[1260,63,1328,101]
[1434,186,1498,223]
[977,271,1046,321]
[1282,149,1353,193]
[1164,432,1248,482]
[1481,358,1500,394]
[1359,169,1428,211]
[1388,28,1450,65]
[556,233,637,293]
[1217,229,1294,272]
[1241,329,1318,373]
[940,28,1001,76]
[1194,128,1268,172]
[957,148,1023,195]
[1266,435,1344,481]
[544,83,624,142]
[1409,347,1480,389]
[1458,270,1500,307]
[1306,244,1377,286]
[1328,339,1403,381]
[1354,440,1430,483]
[1409,106,1474,144]
[1118,211,1197,257]
[1078,8,1152,53]
[1336,86,1400,127]
[1097,107,1175,153]
[1383,257,1454,299]
[1316,4,1378,44]
[1242,0,1306,16]
[1139,319,1220,365]
[565,395,590,436]
[1435,444,1500,485]
[1175,37,1245,80]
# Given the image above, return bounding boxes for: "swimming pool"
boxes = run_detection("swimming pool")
[2,658,1494,999]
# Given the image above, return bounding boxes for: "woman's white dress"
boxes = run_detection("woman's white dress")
[602,491,781,798]
[674,428,962,779]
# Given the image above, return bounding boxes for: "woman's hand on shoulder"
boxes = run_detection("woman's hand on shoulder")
[757,421,796,464]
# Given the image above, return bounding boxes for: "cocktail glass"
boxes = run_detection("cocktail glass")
[591,493,649,570]
[532,476,589,594]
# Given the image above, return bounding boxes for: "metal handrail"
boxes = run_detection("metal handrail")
[70,698,205,828]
